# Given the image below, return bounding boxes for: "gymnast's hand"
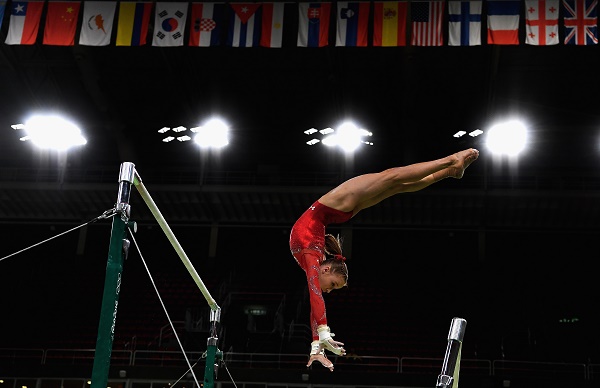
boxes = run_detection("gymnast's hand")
[317,325,346,356]
[307,340,335,371]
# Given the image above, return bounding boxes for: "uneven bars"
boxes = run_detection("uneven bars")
[436,317,466,388]
[133,169,219,312]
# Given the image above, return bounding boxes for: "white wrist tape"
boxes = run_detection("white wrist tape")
[317,325,334,342]
[310,340,324,355]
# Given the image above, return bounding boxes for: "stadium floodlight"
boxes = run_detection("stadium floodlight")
[12,114,87,151]
[160,118,230,150]
[304,121,373,153]
[485,120,528,156]
[453,131,467,138]
[193,118,230,149]
[469,129,484,137]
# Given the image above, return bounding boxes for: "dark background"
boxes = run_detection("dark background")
[0,1,599,367]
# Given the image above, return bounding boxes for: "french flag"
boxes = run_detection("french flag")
[5,1,44,45]
[487,0,520,45]
[298,2,331,47]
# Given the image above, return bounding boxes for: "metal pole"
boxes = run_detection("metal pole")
[91,162,135,388]
[132,168,222,388]
[436,317,467,388]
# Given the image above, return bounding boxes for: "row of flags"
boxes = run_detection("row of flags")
[0,0,599,47]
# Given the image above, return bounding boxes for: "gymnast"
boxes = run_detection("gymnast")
[289,148,479,371]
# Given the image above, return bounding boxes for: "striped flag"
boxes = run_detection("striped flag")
[260,2,284,47]
[5,1,44,45]
[79,1,117,46]
[152,2,188,47]
[487,0,520,45]
[336,2,370,47]
[448,0,482,46]
[373,1,407,47]
[116,2,153,46]
[563,0,598,45]
[0,1,6,32]
[189,2,224,47]
[525,0,559,45]
[298,2,331,47]
[410,0,444,46]
[227,3,262,47]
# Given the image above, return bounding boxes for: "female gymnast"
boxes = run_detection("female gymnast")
[289,148,479,371]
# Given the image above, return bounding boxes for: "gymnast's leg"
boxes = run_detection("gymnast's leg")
[319,148,479,214]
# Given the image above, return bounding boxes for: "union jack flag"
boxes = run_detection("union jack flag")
[563,0,598,45]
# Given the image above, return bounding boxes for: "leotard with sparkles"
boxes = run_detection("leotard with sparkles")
[289,201,353,339]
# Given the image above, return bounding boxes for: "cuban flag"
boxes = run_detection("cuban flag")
[5,1,44,45]
[298,2,331,47]
[227,3,262,47]
[563,0,598,45]
[336,2,370,47]
[189,2,224,47]
[448,1,482,46]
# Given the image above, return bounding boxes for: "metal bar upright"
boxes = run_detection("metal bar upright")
[91,162,135,388]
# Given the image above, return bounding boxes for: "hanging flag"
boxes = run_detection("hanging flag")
[116,2,152,46]
[189,2,224,47]
[227,3,262,47]
[5,1,44,45]
[43,1,81,46]
[563,0,598,45]
[487,0,520,45]
[152,2,188,47]
[448,0,482,46]
[79,1,116,46]
[335,2,370,47]
[525,0,559,45]
[298,2,331,47]
[373,1,407,47]
[0,1,6,32]
[260,2,284,48]
[411,0,444,46]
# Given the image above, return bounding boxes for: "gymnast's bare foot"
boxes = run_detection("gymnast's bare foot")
[449,148,479,179]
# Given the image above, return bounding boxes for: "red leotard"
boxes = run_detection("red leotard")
[289,200,353,340]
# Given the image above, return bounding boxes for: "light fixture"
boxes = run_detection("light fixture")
[453,130,467,138]
[304,122,373,152]
[469,129,483,137]
[159,118,230,149]
[12,115,87,151]
[485,120,528,156]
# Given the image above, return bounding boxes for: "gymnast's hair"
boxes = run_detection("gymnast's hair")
[323,234,348,285]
